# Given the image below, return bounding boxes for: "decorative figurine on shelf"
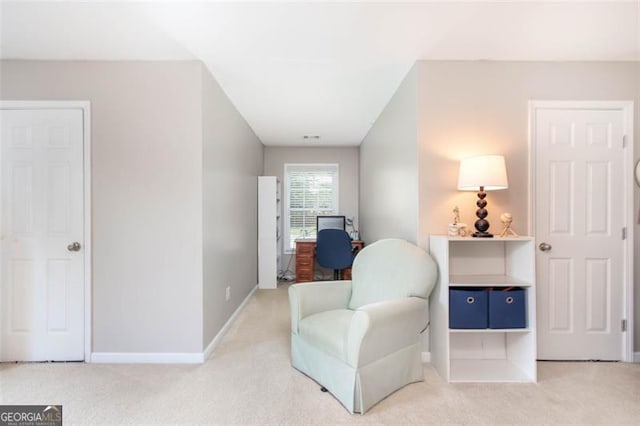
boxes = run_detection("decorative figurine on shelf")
[448,207,461,236]
[499,212,518,237]
[448,206,469,237]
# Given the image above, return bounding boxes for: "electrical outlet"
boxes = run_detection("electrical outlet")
[225,286,231,301]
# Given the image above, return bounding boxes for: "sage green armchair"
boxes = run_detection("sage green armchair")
[288,239,438,414]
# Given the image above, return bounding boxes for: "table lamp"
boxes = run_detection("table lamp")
[457,155,508,238]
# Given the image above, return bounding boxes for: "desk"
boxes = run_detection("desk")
[295,239,365,283]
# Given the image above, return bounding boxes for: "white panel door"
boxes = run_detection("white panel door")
[534,106,626,360]
[1,109,85,361]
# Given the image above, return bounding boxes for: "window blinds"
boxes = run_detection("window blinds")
[284,164,339,250]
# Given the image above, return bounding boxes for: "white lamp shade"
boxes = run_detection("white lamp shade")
[457,155,508,191]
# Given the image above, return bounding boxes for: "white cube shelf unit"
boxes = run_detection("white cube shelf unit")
[429,235,537,383]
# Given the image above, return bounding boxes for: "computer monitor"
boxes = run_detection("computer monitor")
[316,215,346,233]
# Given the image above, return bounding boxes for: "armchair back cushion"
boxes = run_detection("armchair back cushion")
[348,239,437,309]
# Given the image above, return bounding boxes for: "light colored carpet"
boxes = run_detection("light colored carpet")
[1,283,639,424]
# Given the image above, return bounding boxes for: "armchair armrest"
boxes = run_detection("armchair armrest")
[346,297,428,366]
[288,281,352,334]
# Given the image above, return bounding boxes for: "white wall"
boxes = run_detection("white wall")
[1,60,205,353]
[359,64,419,245]
[202,64,263,348]
[416,61,640,351]
[263,146,359,274]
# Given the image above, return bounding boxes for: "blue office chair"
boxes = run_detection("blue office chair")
[315,229,354,280]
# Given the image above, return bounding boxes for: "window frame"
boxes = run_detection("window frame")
[283,163,339,254]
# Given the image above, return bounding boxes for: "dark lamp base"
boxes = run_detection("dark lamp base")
[472,186,494,238]
[472,231,494,238]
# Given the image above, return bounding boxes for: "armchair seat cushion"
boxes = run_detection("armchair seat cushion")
[299,309,355,362]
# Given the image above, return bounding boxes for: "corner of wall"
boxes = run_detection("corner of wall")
[359,62,420,244]
[200,62,263,350]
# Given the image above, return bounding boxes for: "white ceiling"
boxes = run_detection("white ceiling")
[1,1,639,146]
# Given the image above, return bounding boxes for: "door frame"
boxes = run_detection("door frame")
[528,100,634,362]
[0,100,92,362]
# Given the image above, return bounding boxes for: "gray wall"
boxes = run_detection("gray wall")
[1,60,266,355]
[415,61,640,351]
[359,64,420,245]
[1,60,205,352]
[263,146,359,274]
[202,64,263,349]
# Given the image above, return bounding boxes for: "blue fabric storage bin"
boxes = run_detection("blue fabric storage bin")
[449,287,488,329]
[489,288,526,329]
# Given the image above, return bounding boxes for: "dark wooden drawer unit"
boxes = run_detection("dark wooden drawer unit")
[295,240,315,283]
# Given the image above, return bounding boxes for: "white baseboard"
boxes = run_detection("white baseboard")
[92,285,258,365]
[91,352,204,364]
[634,352,640,363]
[203,284,258,361]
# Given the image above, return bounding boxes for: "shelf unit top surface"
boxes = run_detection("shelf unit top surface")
[439,236,534,242]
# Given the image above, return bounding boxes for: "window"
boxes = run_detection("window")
[284,164,339,252]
